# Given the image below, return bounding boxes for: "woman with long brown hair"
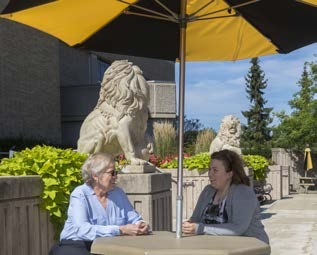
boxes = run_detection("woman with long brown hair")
[182,149,269,244]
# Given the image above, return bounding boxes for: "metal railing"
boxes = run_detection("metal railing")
[0,150,15,158]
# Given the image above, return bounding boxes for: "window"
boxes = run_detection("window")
[97,59,110,83]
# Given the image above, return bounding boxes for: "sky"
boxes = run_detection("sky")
[175,43,317,131]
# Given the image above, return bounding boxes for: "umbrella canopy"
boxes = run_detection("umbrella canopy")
[2,0,317,238]
[304,146,313,177]
[2,0,317,61]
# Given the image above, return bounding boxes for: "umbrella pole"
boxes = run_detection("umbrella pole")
[176,0,187,239]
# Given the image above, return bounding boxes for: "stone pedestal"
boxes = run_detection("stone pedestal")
[121,164,156,173]
[117,172,172,231]
[266,165,282,200]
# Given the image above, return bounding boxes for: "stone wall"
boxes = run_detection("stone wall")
[0,173,172,255]
[0,176,55,255]
[272,148,317,191]
[0,19,176,148]
[0,19,61,144]
[117,172,172,231]
[168,169,210,231]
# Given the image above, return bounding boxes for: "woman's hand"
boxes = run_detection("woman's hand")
[119,222,150,236]
[182,220,197,235]
[136,221,150,235]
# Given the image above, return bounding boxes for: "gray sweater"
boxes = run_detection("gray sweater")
[190,184,269,244]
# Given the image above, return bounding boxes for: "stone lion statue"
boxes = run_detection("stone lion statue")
[209,115,242,155]
[77,60,153,165]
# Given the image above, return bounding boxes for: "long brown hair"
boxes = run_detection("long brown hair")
[211,149,250,186]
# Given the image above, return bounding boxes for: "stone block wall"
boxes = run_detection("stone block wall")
[0,173,172,255]
[272,148,317,191]
[0,176,55,255]
[0,19,61,144]
[117,172,172,231]
[0,19,176,148]
[168,169,209,231]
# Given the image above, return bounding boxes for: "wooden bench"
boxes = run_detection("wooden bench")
[299,177,317,193]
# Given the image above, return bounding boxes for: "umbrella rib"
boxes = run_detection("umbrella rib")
[192,13,239,22]
[188,0,216,18]
[124,10,177,23]
[194,0,260,20]
[117,0,176,21]
[154,0,179,20]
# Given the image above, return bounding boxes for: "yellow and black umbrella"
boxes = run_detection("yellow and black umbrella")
[2,0,317,237]
[304,146,313,177]
[2,0,317,61]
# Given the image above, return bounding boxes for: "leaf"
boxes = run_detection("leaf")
[52,208,62,218]
[43,177,59,186]
[45,190,57,200]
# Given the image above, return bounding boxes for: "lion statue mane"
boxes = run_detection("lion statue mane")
[77,60,152,165]
[209,115,242,155]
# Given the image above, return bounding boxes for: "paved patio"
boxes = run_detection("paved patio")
[261,193,317,255]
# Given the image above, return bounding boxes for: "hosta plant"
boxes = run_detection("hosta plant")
[0,145,88,238]
[242,155,269,180]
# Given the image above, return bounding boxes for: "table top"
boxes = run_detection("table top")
[91,231,270,255]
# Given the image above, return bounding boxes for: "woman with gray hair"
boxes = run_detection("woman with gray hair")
[49,152,150,255]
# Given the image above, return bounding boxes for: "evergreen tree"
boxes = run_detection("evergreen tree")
[241,57,273,157]
[272,62,317,150]
[175,115,204,155]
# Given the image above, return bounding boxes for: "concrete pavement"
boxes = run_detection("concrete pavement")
[261,193,317,255]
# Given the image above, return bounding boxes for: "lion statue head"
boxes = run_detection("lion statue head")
[209,115,242,155]
[95,60,149,118]
[77,60,152,165]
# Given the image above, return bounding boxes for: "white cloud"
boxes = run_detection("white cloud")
[175,43,317,131]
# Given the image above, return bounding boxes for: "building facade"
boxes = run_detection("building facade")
[0,18,176,148]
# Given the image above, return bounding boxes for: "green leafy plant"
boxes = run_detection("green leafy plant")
[242,155,269,180]
[160,152,210,172]
[159,152,268,180]
[0,145,87,238]
[184,152,210,170]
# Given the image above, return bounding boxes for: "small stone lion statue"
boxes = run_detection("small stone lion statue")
[77,60,153,165]
[209,115,242,155]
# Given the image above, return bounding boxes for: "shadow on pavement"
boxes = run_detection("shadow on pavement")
[260,212,276,220]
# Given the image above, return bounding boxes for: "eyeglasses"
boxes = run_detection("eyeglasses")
[104,170,118,177]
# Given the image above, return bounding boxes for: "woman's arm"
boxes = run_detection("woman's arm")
[68,192,122,239]
[196,186,258,236]
[117,188,150,234]
[190,185,215,223]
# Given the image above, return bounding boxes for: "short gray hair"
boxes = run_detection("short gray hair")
[81,152,115,185]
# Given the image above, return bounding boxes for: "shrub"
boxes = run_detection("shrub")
[159,152,269,181]
[0,145,88,238]
[242,155,269,180]
[153,121,177,158]
[160,152,210,172]
[195,128,215,154]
